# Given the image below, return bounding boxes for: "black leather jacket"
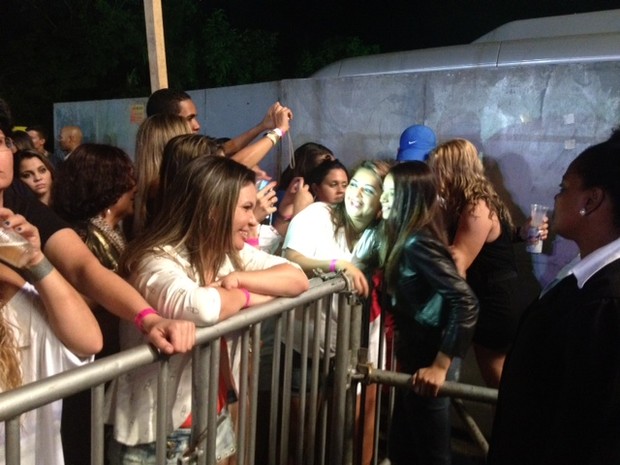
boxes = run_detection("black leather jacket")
[390,231,479,371]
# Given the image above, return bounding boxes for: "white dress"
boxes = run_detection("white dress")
[0,283,92,465]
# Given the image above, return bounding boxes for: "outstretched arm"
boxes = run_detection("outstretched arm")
[284,249,369,297]
[1,218,197,355]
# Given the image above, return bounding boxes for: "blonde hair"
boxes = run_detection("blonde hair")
[132,114,191,237]
[429,138,513,232]
[0,302,22,391]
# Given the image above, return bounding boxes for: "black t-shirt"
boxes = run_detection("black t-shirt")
[3,183,69,247]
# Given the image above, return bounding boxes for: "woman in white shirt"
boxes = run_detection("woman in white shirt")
[282,159,390,465]
[0,210,102,465]
[107,156,308,464]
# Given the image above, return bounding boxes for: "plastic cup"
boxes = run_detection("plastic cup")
[526,204,549,254]
[0,227,34,268]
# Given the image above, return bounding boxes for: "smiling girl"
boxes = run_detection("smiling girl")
[107,156,308,463]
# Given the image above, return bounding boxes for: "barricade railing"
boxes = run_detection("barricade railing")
[0,273,498,465]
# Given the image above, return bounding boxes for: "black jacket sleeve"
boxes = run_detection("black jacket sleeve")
[398,232,479,358]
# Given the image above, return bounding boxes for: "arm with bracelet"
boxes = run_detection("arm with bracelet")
[0,213,103,357]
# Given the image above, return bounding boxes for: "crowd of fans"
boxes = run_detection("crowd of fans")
[1,91,619,465]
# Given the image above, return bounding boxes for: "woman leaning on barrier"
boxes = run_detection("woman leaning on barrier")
[0,210,102,465]
[488,131,620,465]
[282,159,390,465]
[378,161,478,465]
[106,156,308,464]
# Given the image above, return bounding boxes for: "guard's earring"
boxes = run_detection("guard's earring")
[579,208,586,216]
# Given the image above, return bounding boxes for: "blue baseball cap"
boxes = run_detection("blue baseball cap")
[396,125,437,162]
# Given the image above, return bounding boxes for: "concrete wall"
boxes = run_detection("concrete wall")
[54,61,620,303]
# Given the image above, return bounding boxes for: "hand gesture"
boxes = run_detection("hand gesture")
[254,180,278,222]
[336,260,370,297]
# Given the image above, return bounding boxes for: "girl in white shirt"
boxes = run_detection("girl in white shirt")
[107,156,308,464]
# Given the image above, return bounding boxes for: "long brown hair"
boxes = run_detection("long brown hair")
[121,156,255,285]
[132,114,191,236]
[429,138,513,234]
[380,162,446,292]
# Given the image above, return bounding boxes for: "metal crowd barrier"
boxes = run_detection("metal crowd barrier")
[0,273,498,465]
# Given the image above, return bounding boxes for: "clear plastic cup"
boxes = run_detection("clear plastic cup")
[526,204,549,254]
[0,227,34,268]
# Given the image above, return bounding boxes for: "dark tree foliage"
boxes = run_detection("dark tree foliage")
[0,0,378,130]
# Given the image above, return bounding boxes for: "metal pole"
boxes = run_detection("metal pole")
[156,357,170,464]
[330,293,352,465]
[91,383,105,465]
[5,417,20,465]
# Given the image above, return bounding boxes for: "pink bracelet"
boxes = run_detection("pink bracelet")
[329,259,338,272]
[134,308,159,334]
[240,288,251,308]
[245,237,259,247]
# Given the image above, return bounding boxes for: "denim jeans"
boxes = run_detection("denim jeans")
[108,409,236,464]
[388,388,452,465]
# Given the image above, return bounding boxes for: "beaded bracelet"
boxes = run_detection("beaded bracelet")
[134,308,159,334]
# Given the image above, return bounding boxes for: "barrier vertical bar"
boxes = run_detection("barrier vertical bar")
[5,417,20,465]
[91,383,105,465]
[156,357,170,464]
[237,329,251,465]
[248,323,262,465]
[330,293,352,465]
[268,316,283,465]
[279,309,296,464]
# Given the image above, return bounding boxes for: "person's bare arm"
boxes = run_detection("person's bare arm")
[0,210,102,357]
[284,249,369,296]
[219,263,309,297]
[229,103,293,168]
[450,200,497,277]
[43,228,196,354]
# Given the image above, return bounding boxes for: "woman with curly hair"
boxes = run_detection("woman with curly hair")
[429,138,518,388]
[53,143,136,272]
[51,143,137,463]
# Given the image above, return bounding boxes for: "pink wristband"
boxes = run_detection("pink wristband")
[240,288,251,308]
[245,237,259,247]
[329,259,338,272]
[134,308,159,334]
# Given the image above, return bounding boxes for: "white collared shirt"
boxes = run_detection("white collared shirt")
[542,237,620,296]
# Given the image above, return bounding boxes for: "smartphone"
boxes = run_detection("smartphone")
[256,179,270,191]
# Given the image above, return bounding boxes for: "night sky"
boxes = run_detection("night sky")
[205,0,620,54]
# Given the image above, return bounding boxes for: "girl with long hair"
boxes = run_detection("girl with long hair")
[429,138,518,388]
[107,156,308,463]
[132,113,192,237]
[379,161,478,465]
[282,159,390,465]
